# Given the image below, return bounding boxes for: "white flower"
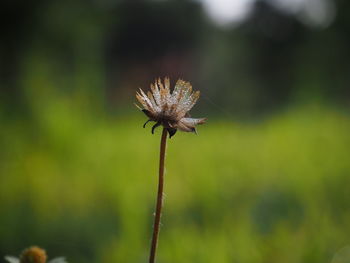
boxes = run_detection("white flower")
[5,246,67,263]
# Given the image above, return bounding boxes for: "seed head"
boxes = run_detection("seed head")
[136,78,206,138]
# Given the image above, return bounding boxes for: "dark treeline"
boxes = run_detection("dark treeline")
[1,0,349,116]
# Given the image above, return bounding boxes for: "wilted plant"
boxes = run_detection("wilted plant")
[136,78,206,263]
[5,246,67,263]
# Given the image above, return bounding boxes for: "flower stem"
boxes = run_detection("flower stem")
[149,128,168,263]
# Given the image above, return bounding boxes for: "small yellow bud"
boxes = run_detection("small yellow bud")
[20,246,47,263]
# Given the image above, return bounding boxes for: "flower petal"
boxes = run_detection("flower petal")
[49,257,68,263]
[150,83,161,106]
[164,77,170,91]
[136,89,155,112]
[4,256,20,263]
[186,90,200,112]
[147,91,160,112]
[136,92,150,110]
[172,79,191,107]
[139,88,153,109]
[158,78,171,109]
[182,117,206,126]
[177,90,200,118]
[176,117,206,132]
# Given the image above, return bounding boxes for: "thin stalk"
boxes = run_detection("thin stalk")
[149,128,168,263]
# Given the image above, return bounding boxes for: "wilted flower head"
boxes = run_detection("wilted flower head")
[5,246,67,263]
[136,78,206,138]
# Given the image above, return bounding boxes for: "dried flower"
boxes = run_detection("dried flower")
[136,78,206,263]
[136,78,206,138]
[5,246,67,263]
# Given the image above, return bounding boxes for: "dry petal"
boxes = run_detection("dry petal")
[135,78,206,137]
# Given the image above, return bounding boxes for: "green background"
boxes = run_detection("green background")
[1,0,350,262]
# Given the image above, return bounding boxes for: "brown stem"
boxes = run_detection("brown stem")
[149,128,168,263]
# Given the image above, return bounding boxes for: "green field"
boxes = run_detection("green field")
[1,103,350,263]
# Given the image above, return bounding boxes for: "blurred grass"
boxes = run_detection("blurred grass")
[1,95,350,263]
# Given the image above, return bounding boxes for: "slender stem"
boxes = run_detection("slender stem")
[149,128,168,263]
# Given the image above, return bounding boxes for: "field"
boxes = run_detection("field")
[1,102,350,263]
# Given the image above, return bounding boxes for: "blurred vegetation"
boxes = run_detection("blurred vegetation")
[1,0,350,262]
[1,92,350,262]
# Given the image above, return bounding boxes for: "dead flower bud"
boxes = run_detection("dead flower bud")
[136,78,206,138]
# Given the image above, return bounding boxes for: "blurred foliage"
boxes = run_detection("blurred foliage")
[1,0,350,262]
[1,82,350,262]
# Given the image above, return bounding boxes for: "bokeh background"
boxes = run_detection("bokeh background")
[1,0,350,262]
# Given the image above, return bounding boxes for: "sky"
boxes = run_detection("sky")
[198,0,336,28]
